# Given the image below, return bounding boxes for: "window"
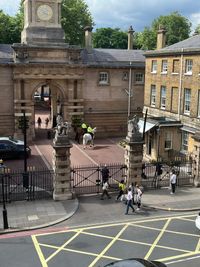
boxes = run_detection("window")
[185,59,193,74]
[184,88,191,115]
[161,60,168,73]
[150,85,156,107]
[122,71,128,80]
[198,90,200,117]
[172,59,179,73]
[135,73,144,83]
[160,86,166,109]
[171,87,178,112]
[151,60,157,73]
[99,72,109,85]
[181,131,188,152]
[164,132,172,149]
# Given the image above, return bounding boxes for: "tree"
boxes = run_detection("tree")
[194,24,200,34]
[93,28,128,49]
[0,10,22,44]
[61,0,93,46]
[136,12,191,50]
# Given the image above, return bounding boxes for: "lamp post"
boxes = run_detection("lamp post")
[0,160,9,229]
[128,62,132,119]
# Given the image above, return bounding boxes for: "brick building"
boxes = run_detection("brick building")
[143,27,200,185]
[0,0,145,141]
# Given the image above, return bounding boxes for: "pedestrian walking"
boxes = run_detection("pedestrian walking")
[116,180,126,201]
[170,169,177,194]
[45,117,49,128]
[135,184,143,210]
[101,164,110,185]
[129,182,137,204]
[125,188,135,215]
[100,181,111,200]
[37,117,42,128]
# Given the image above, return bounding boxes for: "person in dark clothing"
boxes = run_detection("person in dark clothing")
[101,165,110,185]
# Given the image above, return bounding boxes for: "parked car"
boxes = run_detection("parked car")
[195,212,200,230]
[0,137,31,160]
[104,258,167,267]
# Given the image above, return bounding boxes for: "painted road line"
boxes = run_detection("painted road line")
[34,144,52,169]
[144,218,171,260]
[72,141,99,166]
[166,254,200,265]
[88,223,129,267]
[32,235,48,267]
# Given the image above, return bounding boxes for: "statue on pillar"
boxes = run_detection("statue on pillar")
[127,115,142,141]
[55,114,71,139]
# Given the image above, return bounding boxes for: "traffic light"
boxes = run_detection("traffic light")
[18,117,29,130]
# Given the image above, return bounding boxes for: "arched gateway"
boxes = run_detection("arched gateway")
[0,0,145,141]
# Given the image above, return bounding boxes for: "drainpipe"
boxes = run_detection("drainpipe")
[178,48,184,120]
[128,62,132,119]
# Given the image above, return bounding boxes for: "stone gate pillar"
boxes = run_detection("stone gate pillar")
[124,116,144,186]
[53,116,73,200]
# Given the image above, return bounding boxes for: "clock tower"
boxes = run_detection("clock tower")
[21,0,65,44]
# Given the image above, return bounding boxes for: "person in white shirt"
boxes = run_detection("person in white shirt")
[125,188,135,215]
[100,181,111,200]
[170,170,177,194]
[136,184,143,210]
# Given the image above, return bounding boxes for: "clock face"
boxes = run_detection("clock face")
[37,4,53,21]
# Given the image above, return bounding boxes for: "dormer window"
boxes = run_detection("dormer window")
[99,72,109,85]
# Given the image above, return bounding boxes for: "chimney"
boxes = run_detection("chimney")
[157,25,167,49]
[84,26,93,52]
[128,26,135,50]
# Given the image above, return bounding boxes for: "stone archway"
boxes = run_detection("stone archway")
[13,78,67,142]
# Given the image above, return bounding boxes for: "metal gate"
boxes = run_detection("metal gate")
[71,163,127,195]
[141,159,194,189]
[0,168,54,202]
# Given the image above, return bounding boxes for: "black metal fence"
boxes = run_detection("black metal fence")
[71,163,127,195]
[0,168,54,202]
[141,159,194,189]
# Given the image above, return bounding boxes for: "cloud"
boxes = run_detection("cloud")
[85,0,200,31]
[1,0,200,32]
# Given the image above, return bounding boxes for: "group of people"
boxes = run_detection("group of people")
[37,117,50,128]
[100,165,143,215]
[74,122,95,144]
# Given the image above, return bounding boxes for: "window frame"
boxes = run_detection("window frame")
[98,71,109,85]
[172,59,179,74]
[150,85,156,107]
[151,60,157,73]
[160,86,166,110]
[164,132,172,150]
[184,88,191,115]
[161,60,168,74]
[181,131,189,152]
[198,90,200,118]
[135,73,144,84]
[185,59,193,75]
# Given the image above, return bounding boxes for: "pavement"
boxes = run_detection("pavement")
[0,186,200,234]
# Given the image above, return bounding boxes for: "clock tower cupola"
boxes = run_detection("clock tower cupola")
[21,0,65,44]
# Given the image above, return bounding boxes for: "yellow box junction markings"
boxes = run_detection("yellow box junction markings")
[31,214,200,267]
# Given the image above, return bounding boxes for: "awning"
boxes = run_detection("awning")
[138,119,156,134]
[180,125,196,134]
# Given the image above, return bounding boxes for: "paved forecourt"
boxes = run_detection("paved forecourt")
[1,213,200,267]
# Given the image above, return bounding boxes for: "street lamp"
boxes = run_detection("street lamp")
[128,62,132,119]
[0,160,9,229]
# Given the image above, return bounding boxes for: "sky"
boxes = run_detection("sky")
[0,0,200,32]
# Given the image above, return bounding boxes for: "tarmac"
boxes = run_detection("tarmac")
[0,186,200,234]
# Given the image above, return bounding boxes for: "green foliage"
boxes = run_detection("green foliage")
[93,28,128,49]
[136,11,191,50]
[194,24,200,34]
[61,0,94,46]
